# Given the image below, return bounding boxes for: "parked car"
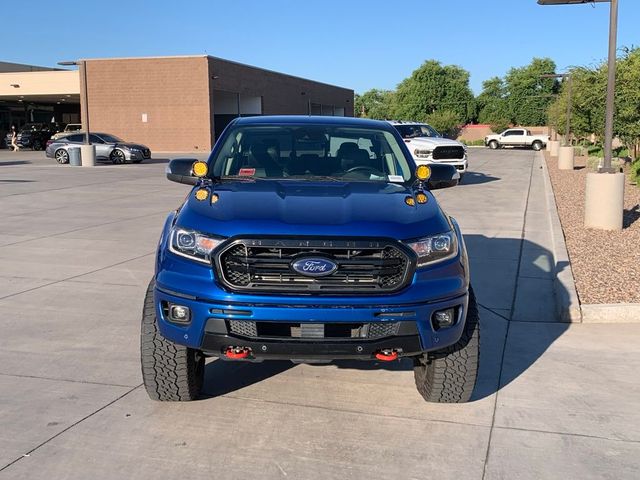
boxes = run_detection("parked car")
[387,121,468,178]
[45,132,151,164]
[484,128,549,151]
[4,123,64,151]
[141,115,478,404]
[50,123,83,141]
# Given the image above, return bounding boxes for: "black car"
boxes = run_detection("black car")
[4,123,65,151]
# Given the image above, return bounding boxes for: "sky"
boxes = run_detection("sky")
[2,0,638,95]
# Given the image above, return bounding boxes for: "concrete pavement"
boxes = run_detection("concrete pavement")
[0,148,638,479]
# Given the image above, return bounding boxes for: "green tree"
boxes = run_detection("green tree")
[547,65,605,140]
[476,77,511,133]
[505,57,558,126]
[615,48,640,157]
[425,110,461,137]
[354,89,396,119]
[394,60,474,124]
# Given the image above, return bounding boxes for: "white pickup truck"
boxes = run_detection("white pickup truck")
[484,128,549,151]
[387,121,468,177]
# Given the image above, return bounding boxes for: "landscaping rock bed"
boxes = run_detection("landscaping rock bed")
[545,153,640,304]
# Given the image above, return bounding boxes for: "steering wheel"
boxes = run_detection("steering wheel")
[346,166,383,176]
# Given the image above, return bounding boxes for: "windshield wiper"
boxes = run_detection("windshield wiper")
[283,175,344,182]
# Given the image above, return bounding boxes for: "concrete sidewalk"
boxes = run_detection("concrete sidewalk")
[0,149,639,479]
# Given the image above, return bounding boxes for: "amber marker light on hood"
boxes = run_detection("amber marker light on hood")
[405,196,416,206]
[210,193,219,204]
[195,189,209,201]
[416,192,428,204]
[192,161,208,177]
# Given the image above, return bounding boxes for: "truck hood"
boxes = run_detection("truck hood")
[176,180,451,240]
[405,137,463,148]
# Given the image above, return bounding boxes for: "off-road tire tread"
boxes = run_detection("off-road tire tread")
[413,287,480,403]
[140,280,203,401]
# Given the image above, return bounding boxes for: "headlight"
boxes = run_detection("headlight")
[169,227,224,264]
[406,231,457,267]
[414,148,433,159]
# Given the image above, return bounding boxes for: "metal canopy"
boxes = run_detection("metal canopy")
[537,0,609,4]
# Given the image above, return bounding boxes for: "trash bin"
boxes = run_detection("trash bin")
[68,146,81,166]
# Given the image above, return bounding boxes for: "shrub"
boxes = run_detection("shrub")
[631,160,640,186]
[460,139,486,146]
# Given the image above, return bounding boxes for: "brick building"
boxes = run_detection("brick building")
[0,56,354,151]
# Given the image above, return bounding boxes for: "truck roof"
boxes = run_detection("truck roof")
[232,115,396,131]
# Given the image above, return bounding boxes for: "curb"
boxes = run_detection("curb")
[581,304,640,323]
[538,151,583,323]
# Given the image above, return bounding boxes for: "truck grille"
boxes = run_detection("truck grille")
[432,146,465,160]
[215,238,414,294]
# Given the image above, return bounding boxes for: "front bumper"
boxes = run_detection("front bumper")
[154,283,469,360]
[124,149,151,161]
[415,157,468,173]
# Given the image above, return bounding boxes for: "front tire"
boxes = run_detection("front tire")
[488,140,499,150]
[110,149,126,164]
[54,148,69,164]
[140,280,204,401]
[32,140,43,151]
[413,287,479,403]
[532,141,543,151]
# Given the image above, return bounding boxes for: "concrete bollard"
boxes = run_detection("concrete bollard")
[584,172,625,230]
[549,141,560,157]
[80,144,96,167]
[558,146,574,170]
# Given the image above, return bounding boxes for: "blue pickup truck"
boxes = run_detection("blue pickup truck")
[141,116,479,403]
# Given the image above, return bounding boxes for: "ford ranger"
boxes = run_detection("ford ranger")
[141,116,479,403]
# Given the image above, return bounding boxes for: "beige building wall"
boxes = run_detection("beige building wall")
[0,71,79,98]
[85,56,213,151]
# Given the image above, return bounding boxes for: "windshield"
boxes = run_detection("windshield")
[210,125,413,183]
[394,124,440,139]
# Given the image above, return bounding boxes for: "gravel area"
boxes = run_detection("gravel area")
[545,153,640,304]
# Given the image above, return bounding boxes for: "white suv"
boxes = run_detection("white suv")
[387,121,468,178]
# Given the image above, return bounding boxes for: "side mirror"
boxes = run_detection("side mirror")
[166,158,201,185]
[426,163,459,189]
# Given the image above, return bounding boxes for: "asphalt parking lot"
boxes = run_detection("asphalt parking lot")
[1,148,639,479]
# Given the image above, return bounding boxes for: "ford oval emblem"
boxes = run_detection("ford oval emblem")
[291,257,338,277]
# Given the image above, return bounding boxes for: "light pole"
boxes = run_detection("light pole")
[537,0,624,229]
[58,60,90,145]
[57,60,96,166]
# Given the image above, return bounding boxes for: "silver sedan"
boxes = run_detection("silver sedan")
[45,132,151,164]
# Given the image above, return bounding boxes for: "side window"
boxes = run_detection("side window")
[89,134,104,144]
[357,138,374,158]
[503,130,515,137]
[66,134,83,143]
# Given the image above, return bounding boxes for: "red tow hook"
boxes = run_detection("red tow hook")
[375,349,398,361]
[224,346,251,359]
